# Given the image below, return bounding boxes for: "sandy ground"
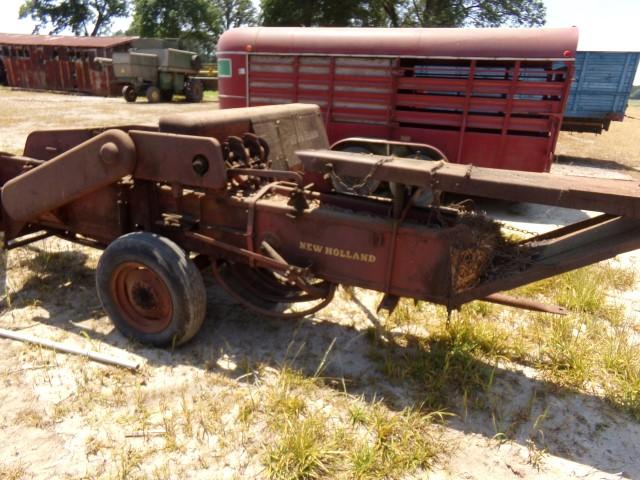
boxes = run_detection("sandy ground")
[0,89,639,479]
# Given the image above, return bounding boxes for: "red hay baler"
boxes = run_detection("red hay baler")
[1,104,639,347]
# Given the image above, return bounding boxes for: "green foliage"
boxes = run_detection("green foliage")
[128,0,256,56]
[216,0,257,30]
[399,0,546,27]
[129,0,221,55]
[631,85,640,100]
[260,0,364,27]
[19,0,128,36]
[260,0,546,27]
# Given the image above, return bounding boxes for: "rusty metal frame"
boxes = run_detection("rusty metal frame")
[2,103,640,325]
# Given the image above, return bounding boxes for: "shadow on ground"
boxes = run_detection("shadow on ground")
[556,154,638,173]
[3,248,639,477]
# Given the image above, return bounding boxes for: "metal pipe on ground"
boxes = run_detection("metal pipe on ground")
[0,328,141,371]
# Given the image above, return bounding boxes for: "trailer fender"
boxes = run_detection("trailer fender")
[1,129,136,223]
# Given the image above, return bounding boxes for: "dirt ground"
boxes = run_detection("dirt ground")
[555,101,640,173]
[1,88,640,479]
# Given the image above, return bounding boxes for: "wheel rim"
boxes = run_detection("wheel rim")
[110,262,173,333]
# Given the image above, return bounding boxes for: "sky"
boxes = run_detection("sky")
[1,0,639,83]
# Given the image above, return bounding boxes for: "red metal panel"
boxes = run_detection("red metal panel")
[0,43,124,96]
[252,197,455,300]
[219,27,576,172]
[218,27,578,60]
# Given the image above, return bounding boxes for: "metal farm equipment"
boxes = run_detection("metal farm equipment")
[108,39,204,103]
[1,103,640,347]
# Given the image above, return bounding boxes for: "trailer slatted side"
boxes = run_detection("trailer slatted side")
[245,54,571,171]
[562,51,640,133]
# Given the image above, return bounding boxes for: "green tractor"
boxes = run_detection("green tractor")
[111,39,204,103]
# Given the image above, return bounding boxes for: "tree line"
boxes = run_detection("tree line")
[19,0,546,55]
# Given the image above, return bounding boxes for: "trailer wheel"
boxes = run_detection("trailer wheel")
[96,232,206,347]
[185,79,204,102]
[122,85,137,103]
[146,86,161,103]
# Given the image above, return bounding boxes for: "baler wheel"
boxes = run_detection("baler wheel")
[146,86,161,104]
[96,232,206,347]
[122,85,137,103]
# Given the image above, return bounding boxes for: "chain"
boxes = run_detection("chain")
[495,221,539,238]
[328,156,392,194]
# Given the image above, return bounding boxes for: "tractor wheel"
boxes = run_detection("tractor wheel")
[160,90,174,102]
[146,86,161,103]
[96,232,206,347]
[330,144,381,196]
[185,79,204,103]
[122,85,137,103]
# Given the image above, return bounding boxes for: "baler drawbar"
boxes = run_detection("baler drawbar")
[1,104,639,346]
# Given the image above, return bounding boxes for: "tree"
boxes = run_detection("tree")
[130,0,221,54]
[215,0,257,30]
[260,0,364,27]
[396,0,546,28]
[260,0,546,28]
[19,0,129,36]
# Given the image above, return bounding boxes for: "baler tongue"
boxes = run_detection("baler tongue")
[296,150,640,219]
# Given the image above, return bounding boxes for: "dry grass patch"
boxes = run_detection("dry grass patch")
[257,367,444,479]
[375,261,640,421]
[0,462,27,480]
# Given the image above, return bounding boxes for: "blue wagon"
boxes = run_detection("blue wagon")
[562,51,640,133]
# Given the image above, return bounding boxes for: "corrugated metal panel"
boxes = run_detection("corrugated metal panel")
[0,33,137,48]
[0,43,132,96]
[564,51,640,119]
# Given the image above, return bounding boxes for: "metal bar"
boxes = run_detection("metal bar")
[5,231,53,249]
[483,293,568,315]
[226,168,304,186]
[297,151,640,218]
[456,60,476,163]
[185,231,294,273]
[498,61,521,163]
[521,213,614,243]
[0,328,141,370]
[326,57,336,125]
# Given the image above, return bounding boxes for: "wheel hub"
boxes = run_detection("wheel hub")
[110,262,173,333]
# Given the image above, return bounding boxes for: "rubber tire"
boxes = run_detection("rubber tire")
[185,79,204,103]
[122,85,137,103]
[160,90,173,102]
[331,144,381,195]
[146,86,161,103]
[96,232,206,347]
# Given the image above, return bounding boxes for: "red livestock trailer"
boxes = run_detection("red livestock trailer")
[217,27,578,173]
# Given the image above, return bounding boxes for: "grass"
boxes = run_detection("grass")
[373,261,640,421]
[258,367,443,479]
[0,463,27,480]
[512,263,634,315]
